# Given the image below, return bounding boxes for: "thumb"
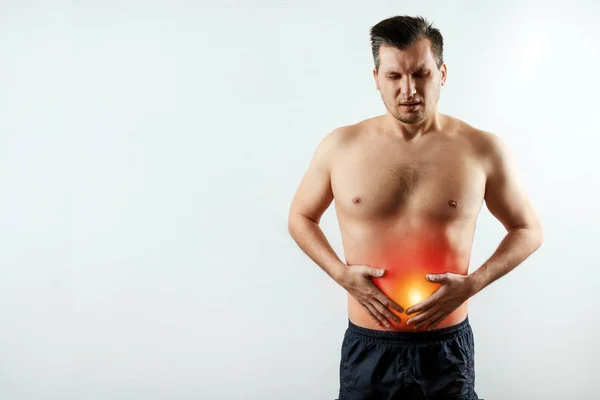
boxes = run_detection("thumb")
[426,273,447,282]
[366,267,385,277]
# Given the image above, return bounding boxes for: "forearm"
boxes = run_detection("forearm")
[468,225,543,296]
[288,213,346,283]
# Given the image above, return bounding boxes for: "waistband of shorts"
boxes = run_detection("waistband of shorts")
[347,316,470,343]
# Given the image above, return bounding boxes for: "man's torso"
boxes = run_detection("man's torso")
[330,114,489,331]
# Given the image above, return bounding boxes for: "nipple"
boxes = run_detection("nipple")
[448,200,457,207]
[352,197,361,204]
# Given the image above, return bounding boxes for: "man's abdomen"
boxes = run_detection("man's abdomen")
[345,237,471,332]
[348,292,469,332]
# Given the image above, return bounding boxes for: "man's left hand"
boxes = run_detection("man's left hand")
[405,273,474,330]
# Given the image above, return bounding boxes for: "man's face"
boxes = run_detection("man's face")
[373,39,447,124]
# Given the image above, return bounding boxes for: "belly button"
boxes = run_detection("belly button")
[448,200,457,207]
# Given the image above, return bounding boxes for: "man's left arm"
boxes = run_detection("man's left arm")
[466,132,544,296]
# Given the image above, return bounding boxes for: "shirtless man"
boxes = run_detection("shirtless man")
[287,16,543,400]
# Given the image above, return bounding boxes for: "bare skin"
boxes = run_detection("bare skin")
[288,39,543,332]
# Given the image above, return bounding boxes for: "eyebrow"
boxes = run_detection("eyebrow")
[386,65,428,74]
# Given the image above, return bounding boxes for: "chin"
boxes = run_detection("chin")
[397,114,425,124]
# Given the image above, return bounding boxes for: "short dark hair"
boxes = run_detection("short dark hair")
[370,16,444,72]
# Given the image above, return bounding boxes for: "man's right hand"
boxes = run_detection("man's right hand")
[338,265,404,328]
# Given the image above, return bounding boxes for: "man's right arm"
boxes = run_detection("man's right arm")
[287,129,346,283]
[288,129,405,327]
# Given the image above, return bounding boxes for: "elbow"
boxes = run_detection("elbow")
[287,213,296,237]
[288,211,317,237]
[287,211,304,237]
[511,221,544,250]
[288,220,297,238]
[532,221,544,250]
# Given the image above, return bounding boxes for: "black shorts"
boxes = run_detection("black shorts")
[337,316,480,400]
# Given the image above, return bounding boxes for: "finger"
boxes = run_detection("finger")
[425,312,447,331]
[375,293,405,314]
[364,266,385,278]
[406,308,438,327]
[405,290,442,315]
[361,302,382,326]
[368,301,393,328]
[371,298,401,324]
[415,310,444,330]
[362,302,387,327]
[405,298,432,316]
[426,273,449,283]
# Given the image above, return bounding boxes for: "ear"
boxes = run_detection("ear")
[440,63,447,86]
[373,68,380,90]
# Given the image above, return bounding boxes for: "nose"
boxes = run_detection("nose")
[401,76,417,97]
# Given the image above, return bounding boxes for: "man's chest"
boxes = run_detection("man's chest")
[331,141,486,222]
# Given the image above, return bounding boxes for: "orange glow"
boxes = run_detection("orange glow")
[358,233,460,321]
[408,287,425,306]
[344,227,471,330]
[372,268,439,319]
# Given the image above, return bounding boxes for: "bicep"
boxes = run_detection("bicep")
[483,134,540,231]
[289,133,337,224]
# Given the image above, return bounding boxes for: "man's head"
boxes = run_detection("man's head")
[370,16,447,124]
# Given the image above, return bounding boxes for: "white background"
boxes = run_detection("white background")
[0,0,598,399]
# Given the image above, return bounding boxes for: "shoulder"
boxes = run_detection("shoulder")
[449,116,511,178]
[307,124,355,174]
[315,118,371,156]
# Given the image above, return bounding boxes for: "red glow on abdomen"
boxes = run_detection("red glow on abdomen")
[372,268,439,317]
[360,234,463,320]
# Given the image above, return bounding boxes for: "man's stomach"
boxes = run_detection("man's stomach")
[347,292,469,332]
[342,224,473,332]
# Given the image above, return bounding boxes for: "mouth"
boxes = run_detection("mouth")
[400,102,421,110]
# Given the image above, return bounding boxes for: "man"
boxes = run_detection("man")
[287,15,543,400]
